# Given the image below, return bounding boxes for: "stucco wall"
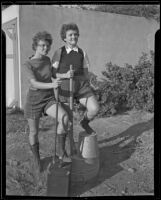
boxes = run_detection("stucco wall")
[2,5,22,107]
[19,5,159,108]
[2,5,19,23]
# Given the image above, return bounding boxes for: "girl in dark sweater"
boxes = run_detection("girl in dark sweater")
[52,23,99,135]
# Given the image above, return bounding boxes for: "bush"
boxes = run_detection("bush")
[127,52,154,112]
[94,5,160,22]
[90,51,154,117]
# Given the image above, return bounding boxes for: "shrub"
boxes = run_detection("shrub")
[127,52,154,112]
[90,51,154,117]
[94,5,160,22]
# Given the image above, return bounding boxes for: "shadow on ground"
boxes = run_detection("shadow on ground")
[69,117,153,196]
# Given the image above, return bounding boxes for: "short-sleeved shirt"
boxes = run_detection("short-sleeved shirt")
[24,55,53,90]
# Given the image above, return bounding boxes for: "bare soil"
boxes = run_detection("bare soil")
[6,109,154,196]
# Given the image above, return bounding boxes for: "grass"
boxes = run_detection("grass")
[6,109,28,134]
[6,108,154,196]
[6,105,85,135]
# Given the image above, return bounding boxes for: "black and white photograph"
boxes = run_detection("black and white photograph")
[1,3,160,197]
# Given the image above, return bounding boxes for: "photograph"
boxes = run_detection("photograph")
[2,3,160,197]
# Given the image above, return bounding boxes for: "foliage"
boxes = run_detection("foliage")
[80,5,160,22]
[2,4,159,22]
[1,4,12,10]
[2,5,159,22]
[90,51,154,117]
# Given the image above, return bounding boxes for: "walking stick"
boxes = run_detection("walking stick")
[69,65,74,155]
[53,86,59,163]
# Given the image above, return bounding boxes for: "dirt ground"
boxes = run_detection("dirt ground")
[6,109,154,197]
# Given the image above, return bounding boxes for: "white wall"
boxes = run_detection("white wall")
[2,5,19,23]
[2,5,22,108]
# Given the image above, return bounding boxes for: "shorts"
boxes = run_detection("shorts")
[24,89,56,119]
[59,79,94,103]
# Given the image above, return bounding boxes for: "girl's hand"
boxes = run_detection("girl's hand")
[51,77,62,88]
[66,69,74,78]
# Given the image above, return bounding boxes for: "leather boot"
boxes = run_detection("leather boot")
[57,134,72,163]
[30,143,42,173]
[68,121,77,155]
[79,113,94,134]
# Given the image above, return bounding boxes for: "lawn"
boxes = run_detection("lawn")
[5,109,154,196]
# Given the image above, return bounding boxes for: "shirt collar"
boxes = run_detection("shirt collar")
[65,45,78,54]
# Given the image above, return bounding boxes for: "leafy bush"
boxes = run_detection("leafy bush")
[90,51,154,117]
[127,51,154,112]
[56,5,160,22]
[93,5,160,22]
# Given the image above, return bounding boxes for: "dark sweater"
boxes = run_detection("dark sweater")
[58,46,84,77]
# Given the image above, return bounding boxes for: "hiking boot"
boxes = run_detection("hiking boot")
[79,116,94,134]
[71,141,77,156]
[68,122,77,155]
[56,134,72,163]
[59,151,72,163]
[30,143,42,173]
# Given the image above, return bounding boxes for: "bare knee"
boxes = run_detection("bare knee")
[28,128,39,145]
[88,102,99,117]
[27,119,40,145]
[28,119,39,137]
[93,102,99,114]
[57,113,69,134]
[29,130,38,137]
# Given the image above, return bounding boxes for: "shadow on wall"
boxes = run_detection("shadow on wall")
[69,117,153,196]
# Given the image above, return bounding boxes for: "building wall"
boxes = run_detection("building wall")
[2,5,19,24]
[19,5,159,108]
[2,5,22,108]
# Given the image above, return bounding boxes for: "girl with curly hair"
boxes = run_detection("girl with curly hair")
[24,31,71,173]
[52,23,99,135]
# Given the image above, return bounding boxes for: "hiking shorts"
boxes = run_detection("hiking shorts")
[24,89,56,119]
[58,79,94,103]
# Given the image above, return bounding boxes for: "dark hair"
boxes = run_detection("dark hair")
[60,23,79,41]
[32,31,53,51]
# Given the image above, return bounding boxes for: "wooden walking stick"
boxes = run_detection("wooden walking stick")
[69,65,74,113]
[69,65,74,155]
[54,86,59,163]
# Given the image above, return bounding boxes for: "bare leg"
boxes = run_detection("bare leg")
[45,104,71,162]
[45,104,69,134]
[27,118,41,172]
[61,103,77,155]
[28,118,40,145]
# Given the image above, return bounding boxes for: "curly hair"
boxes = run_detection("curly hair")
[32,31,53,51]
[60,23,79,41]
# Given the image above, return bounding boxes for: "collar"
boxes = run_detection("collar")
[65,45,78,54]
